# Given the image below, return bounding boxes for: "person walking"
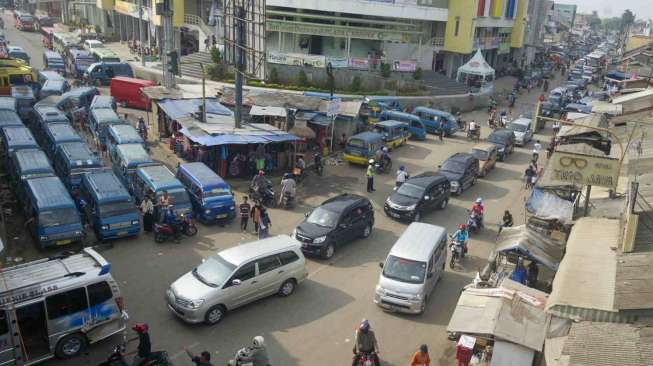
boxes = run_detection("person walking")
[437,126,444,142]
[239,196,251,231]
[524,165,535,189]
[204,37,210,51]
[410,344,431,366]
[396,166,409,187]
[366,160,375,192]
[251,201,262,234]
[140,195,154,233]
[258,208,271,239]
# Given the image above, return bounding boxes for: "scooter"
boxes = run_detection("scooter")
[466,211,483,234]
[249,180,275,207]
[375,158,392,174]
[227,346,259,366]
[99,344,173,366]
[449,241,465,269]
[154,214,198,243]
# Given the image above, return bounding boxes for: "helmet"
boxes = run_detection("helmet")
[253,336,266,348]
[369,159,375,165]
[258,170,264,176]
[359,319,370,332]
[458,224,466,230]
[132,323,149,333]
[399,166,405,171]
[475,198,483,204]
[383,147,388,152]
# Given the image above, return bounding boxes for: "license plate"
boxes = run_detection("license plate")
[56,239,72,245]
[117,231,128,236]
[217,214,228,219]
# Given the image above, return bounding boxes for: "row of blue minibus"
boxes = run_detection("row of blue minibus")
[1,86,237,248]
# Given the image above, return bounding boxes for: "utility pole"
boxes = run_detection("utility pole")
[233,4,244,129]
[161,0,175,88]
[139,0,146,66]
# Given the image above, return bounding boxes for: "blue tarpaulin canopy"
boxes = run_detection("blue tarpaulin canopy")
[180,128,299,146]
[158,98,233,120]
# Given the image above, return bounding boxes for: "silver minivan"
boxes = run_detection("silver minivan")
[507,117,533,146]
[374,223,447,314]
[166,235,308,325]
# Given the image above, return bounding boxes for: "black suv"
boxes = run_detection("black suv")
[438,153,479,195]
[384,172,450,222]
[487,128,516,161]
[294,194,374,259]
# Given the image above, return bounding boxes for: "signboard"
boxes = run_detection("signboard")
[326,56,349,68]
[326,98,342,117]
[498,42,511,55]
[267,52,326,68]
[114,0,151,21]
[349,58,369,69]
[549,151,620,189]
[392,60,417,72]
[267,20,407,43]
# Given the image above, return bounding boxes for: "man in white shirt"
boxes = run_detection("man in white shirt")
[395,166,409,187]
[533,140,542,162]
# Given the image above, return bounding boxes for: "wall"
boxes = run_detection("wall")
[510,0,527,48]
[383,43,434,70]
[443,0,476,54]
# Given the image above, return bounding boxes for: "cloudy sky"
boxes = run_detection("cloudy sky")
[559,0,653,20]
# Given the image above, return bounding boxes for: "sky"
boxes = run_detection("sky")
[557,0,653,20]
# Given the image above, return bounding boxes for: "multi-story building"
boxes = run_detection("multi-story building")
[441,0,529,77]
[515,0,550,68]
[552,3,576,29]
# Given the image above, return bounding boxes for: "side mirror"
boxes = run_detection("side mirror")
[379,262,384,268]
[232,279,242,286]
[427,272,434,279]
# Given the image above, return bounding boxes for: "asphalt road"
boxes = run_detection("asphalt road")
[1,12,563,366]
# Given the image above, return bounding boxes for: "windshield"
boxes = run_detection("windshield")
[382,255,426,284]
[98,201,136,218]
[471,149,489,160]
[441,160,465,173]
[396,183,424,199]
[39,208,79,228]
[161,189,190,206]
[487,134,505,145]
[77,58,95,67]
[347,138,367,149]
[306,207,339,228]
[193,255,236,287]
[204,187,231,198]
[508,122,528,132]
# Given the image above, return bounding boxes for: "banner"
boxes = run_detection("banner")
[549,151,620,189]
[326,56,349,68]
[267,52,326,68]
[392,60,417,72]
[349,58,369,69]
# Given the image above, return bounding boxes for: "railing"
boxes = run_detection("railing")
[183,14,215,37]
[430,37,445,47]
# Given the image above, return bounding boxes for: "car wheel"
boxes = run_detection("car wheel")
[413,211,421,222]
[439,199,448,210]
[361,224,372,238]
[55,333,86,359]
[278,279,296,297]
[204,305,226,325]
[322,243,335,259]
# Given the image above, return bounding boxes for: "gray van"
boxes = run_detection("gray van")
[374,223,447,314]
[166,235,308,325]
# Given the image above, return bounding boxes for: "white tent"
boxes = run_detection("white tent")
[457,49,496,83]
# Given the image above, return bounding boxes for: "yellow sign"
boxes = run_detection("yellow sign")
[549,151,620,189]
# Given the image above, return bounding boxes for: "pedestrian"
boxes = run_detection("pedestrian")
[239,196,251,231]
[258,208,271,239]
[437,127,444,142]
[396,166,408,187]
[366,159,375,192]
[204,37,210,51]
[524,165,535,189]
[184,347,213,366]
[552,120,561,135]
[211,35,216,47]
[140,195,154,233]
[251,201,262,233]
[410,344,430,366]
[156,190,171,222]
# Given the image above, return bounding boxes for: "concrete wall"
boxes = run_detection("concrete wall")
[383,43,434,71]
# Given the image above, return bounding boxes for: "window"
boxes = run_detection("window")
[232,262,256,282]
[257,255,281,275]
[427,254,435,272]
[88,281,113,307]
[46,288,89,319]
[279,251,300,265]
[0,312,8,335]
[454,17,460,37]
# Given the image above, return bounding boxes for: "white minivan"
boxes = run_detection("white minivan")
[375,223,447,314]
[166,235,308,325]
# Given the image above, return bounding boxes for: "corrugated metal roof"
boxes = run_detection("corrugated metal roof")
[557,114,607,138]
[611,88,653,104]
[546,218,620,321]
[615,252,653,310]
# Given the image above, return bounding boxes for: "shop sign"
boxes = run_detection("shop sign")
[267,52,326,68]
[392,60,417,72]
[549,151,620,189]
[115,0,151,21]
[267,20,405,42]
[326,57,349,68]
[349,58,369,69]
[498,42,511,54]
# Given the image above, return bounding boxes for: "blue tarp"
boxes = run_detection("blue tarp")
[158,98,233,120]
[180,128,299,146]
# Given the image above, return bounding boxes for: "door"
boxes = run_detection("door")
[16,301,51,361]
[423,185,438,211]
[0,311,17,365]
[255,255,284,297]
[45,287,91,346]
[222,261,257,308]
[425,252,437,295]
[348,207,367,239]
[432,237,447,280]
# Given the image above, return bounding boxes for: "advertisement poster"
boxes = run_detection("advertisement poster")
[392,60,417,72]
[326,57,349,68]
[349,58,369,69]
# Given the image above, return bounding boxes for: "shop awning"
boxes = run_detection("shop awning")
[494,225,566,271]
[249,105,287,117]
[158,98,233,120]
[457,49,495,77]
[526,188,575,223]
[180,128,300,146]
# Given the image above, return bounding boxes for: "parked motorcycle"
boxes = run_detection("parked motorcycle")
[154,214,198,243]
[99,343,173,366]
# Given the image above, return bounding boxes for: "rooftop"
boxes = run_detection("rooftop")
[614,252,653,310]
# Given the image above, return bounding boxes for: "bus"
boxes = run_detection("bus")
[52,32,80,54]
[0,66,37,96]
[91,48,121,63]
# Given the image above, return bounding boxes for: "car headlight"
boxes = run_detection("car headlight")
[131,220,139,225]
[74,231,83,236]
[40,236,48,241]
[205,209,212,214]
[101,225,108,230]
[187,299,204,309]
[375,285,385,296]
[292,228,297,238]
[313,236,327,244]
[412,293,423,300]
[450,181,459,187]
[406,204,417,210]
[230,205,235,210]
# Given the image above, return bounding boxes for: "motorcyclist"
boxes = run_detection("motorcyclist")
[502,210,514,228]
[279,173,297,206]
[130,323,151,366]
[381,147,391,169]
[251,170,267,192]
[470,197,484,226]
[164,205,181,240]
[352,319,380,366]
[250,336,270,366]
[451,224,469,256]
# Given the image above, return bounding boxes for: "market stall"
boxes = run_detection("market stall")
[456,49,496,88]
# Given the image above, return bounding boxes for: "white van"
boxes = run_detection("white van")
[374,223,447,314]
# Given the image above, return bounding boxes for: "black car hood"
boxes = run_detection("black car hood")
[297,221,332,238]
[438,170,463,182]
[388,192,419,207]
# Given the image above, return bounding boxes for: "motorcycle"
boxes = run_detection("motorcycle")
[99,343,173,366]
[449,240,466,269]
[356,351,379,366]
[314,160,324,176]
[466,211,483,234]
[249,179,275,207]
[375,158,392,174]
[154,214,198,243]
[227,346,267,366]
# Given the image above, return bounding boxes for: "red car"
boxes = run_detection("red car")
[110,77,156,110]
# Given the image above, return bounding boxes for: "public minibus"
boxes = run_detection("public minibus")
[42,123,83,159]
[39,79,70,99]
[9,148,55,201]
[373,120,410,149]
[41,26,55,49]
[66,49,96,79]
[0,96,17,112]
[1,126,38,157]
[110,143,155,185]
[378,110,427,139]
[106,124,144,153]
[0,248,126,363]
[84,63,133,86]
[0,109,23,129]
[53,141,103,191]
[90,48,121,63]
[131,164,192,218]
[342,131,384,165]
[10,85,35,121]
[43,50,66,74]
[413,107,460,136]
[58,87,100,115]
[15,13,34,31]
[52,32,80,54]
[23,175,83,248]
[90,95,117,111]
[89,107,125,144]
[7,45,30,65]
[80,170,140,241]
[177,162,236,224]
[32,105,69,138]
[37,70,66,86]
[0,65,38,96]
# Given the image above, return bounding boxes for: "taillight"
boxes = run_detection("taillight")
[115,296,124,311]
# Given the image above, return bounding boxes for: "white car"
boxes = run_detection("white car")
[84,39,104,52]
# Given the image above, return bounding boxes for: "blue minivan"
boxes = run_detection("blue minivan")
[90,108,125,145]
[80,170,141,241]
[43,50,66,74]
[23,176,84,248]
[42,123,83,159]
[110,143,156,185]
[0,96,18,112]
[0,110,24,129]
[67,49,96,78]
[53,142,104,191]
[131,164,192,218]
[107,124,145,152]
[9,148,55,200]
[85,62,134,86]
[1,126,38,158]
[40,79,70,99]
[11,85,36,121]
[90,95,117,111]
[413,107,460,136]
[177,162,236,224]
[379,110,427,140]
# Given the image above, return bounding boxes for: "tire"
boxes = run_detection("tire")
[55,333,86,359]
[417,298,426,315]
[154,232,166,243]
[204,305,226,325]
[322,243,335,259]
[278,279,296,297]
[185,225,198,236]
[413,211,421,222]
[361,224,372,238]
[449,255,455,269]
[439,199,448,210]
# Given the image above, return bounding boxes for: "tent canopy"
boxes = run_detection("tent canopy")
[457,49,496,79]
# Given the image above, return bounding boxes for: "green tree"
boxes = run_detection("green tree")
[621,9,635,28]
[210,47,222,64]
[350,75,362,92]
[413,67,423,80]
[380,63,392,78]
[297,69,309,87]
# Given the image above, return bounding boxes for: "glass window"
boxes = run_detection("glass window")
[225,262,255,287]
[279,251,300,265]
[88,281,113,307]
[396,183,425,199]
[382,255,426,284]
[194,255,237,287]
[46,288,89,319]
[306,207,339,228]
[427,254,434,272]
[257,256,281,275]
